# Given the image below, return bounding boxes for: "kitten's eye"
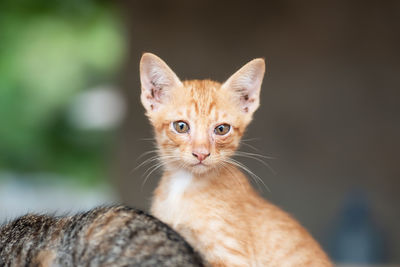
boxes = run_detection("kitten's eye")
[173,121,190,133]
[214,124,230,135]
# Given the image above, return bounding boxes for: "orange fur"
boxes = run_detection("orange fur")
[140,53,332,266]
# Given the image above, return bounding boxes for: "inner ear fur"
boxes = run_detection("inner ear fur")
[140,53,182,112]
[221,58,265,114]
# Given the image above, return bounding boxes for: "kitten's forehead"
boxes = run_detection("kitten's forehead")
[180,80,225,115]
[183,80,221,100]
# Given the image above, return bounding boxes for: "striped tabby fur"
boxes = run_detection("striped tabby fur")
[0,205,204,267]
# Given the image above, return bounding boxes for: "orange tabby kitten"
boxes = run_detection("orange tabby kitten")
[139,53,332,267]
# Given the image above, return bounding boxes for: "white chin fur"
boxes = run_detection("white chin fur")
[188,163,216,175]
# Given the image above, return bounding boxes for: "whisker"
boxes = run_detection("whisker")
[141,162,166,190]
[241,137,261,142]
[225,159,262,192]
[134,153,178,173]
[240,142,261,152]
[234,152,276,175]
[133,155,160,172]
[219,161,247,192]
[140,156,180,189]
[226,158,270,192]
[235,151,275,160]
[136,150,159,160]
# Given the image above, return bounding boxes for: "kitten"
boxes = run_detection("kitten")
[140,53,332,267]
[0,205,204,267]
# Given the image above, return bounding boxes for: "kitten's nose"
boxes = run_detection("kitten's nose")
[192,152,210,162]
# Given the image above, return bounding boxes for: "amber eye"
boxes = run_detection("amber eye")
[173,121,190,133]
[214,124,230,135]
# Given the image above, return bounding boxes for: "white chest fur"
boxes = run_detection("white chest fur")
[167,169,193,202]
[152,169,194,227]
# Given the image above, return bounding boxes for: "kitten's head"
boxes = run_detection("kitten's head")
[140,53,265,175]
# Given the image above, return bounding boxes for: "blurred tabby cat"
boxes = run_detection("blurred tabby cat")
[0,205,204,266]
[140,53,332,266]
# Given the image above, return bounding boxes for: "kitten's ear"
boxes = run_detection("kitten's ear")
[140,53,182,112]
[221,58,265,114]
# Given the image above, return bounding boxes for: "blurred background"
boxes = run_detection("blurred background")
[0,0,399,265]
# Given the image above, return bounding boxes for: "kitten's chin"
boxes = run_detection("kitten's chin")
[188,163,223,176]
[166,161,217,176]
[190,164,210,175]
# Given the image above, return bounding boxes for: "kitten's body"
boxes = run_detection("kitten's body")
[140,54,332,266]
[0,205,204,267]
[153,167,329,267]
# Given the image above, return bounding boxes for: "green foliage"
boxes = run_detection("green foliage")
[0,0,125,184]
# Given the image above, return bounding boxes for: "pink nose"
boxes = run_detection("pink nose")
[192,152,210,162]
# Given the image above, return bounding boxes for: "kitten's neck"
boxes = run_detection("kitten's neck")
[151,163,256,228]
[159,163,252,194]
